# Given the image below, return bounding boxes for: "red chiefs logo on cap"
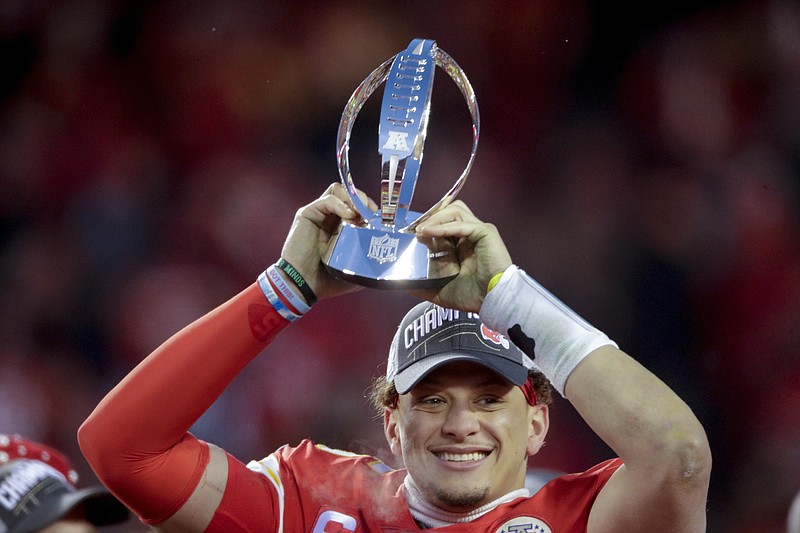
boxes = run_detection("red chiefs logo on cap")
[480,324,510,349]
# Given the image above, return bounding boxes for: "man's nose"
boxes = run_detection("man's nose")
[441,403,481,439]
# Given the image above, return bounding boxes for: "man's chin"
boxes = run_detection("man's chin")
[431,485,490,511]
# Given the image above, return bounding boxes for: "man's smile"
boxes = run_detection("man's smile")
[435,451,490,462]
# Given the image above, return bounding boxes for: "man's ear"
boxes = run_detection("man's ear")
[384,407,402,458]
[527,404,550,456]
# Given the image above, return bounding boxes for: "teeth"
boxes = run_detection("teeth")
[437,452,487,462]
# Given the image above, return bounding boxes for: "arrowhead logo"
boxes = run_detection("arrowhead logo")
[382,131,410,151]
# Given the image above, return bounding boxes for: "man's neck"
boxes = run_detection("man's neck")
[403,475,529,528]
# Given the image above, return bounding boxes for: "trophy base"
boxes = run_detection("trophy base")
[322,220,459,290]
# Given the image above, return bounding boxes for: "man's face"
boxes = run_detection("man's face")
[384,361,548,512]
[38,519,96,533]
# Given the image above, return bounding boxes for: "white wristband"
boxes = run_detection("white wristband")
[266,264,311,315]
[479,265,617,396]
[257,271,302,323]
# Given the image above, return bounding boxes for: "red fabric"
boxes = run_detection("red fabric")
[78,282,289,524]
[204,452,282,532]
[521,378,538,406]
[207,439,622,532]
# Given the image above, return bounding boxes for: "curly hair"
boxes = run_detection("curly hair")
[368,368,554,417]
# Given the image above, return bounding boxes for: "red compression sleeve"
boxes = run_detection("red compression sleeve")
[78,282,289,523]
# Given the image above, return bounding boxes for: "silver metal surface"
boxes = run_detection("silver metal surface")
[324,39,479,289]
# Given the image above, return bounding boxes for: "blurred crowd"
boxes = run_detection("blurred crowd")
[1,1,799,531]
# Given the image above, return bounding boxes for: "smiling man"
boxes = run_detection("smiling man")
[78,183,711,532]
[379,305,552,515]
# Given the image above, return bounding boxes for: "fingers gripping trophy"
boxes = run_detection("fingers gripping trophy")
[322,38,480,289]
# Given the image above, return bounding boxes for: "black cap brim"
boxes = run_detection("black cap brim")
[11,486,130,533]
[393,350,530,394]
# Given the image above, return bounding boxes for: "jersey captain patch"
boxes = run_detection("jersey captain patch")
[495,516,553,533]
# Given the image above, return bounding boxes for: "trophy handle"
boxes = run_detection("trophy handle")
[336,40,480,232]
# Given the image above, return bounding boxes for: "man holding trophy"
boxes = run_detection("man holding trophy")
[78,40,711,532]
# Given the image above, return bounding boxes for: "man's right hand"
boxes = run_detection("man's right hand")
[280,182,373,302]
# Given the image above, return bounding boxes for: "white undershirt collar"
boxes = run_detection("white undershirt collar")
[403,474,529,529]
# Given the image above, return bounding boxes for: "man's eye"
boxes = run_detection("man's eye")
[419,397,445,406]
[478,397,502,406]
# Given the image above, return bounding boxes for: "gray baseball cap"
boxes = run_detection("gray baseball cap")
[0,434,130,533]
[387,302,536,394]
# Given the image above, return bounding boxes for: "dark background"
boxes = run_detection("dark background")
[2,1,799,531]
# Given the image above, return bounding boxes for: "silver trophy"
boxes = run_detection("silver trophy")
[322,38,480,289]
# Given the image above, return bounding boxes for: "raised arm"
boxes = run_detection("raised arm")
[78,184,366,531]
[415,201,711,532]
[567,345,710,532]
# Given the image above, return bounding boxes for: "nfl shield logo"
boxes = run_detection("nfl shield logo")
[368,234,399,264]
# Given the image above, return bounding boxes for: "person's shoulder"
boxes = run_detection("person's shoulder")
[569,457,624,479]
[271,439,398,476]
[250,439,406,516]
[534,458,623,498]
[505,459,623,526]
